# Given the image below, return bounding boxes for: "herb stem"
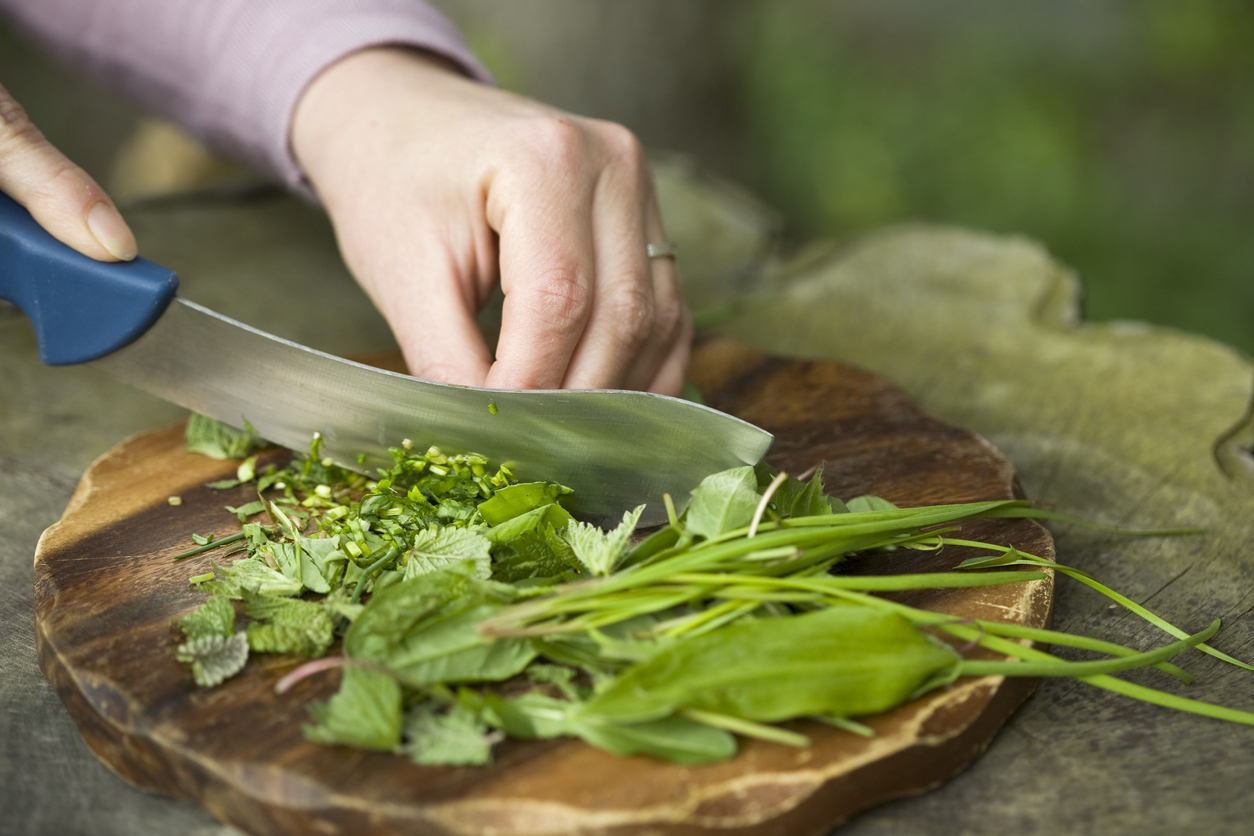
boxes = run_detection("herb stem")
[172,532,246,561]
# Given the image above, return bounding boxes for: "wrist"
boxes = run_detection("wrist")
[290,46,473,202]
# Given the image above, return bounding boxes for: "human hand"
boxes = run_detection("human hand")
[0,82,137,261]
[290,48,690,395]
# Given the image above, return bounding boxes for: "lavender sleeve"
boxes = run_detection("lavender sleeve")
[0,0,494,194]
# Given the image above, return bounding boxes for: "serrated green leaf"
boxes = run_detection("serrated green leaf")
[240,589,335,657]
[404,528,492,580]
[403,702,495,766]
[563,505,645,577]
[176,633,249,687]
[304,666,402,751]
[177,596,236,641]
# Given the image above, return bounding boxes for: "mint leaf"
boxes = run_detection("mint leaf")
[176,633,249,687]
[404,528,493,580]
[563,505,645,577]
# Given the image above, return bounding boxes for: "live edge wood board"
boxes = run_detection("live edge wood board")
[33,339,1054,836]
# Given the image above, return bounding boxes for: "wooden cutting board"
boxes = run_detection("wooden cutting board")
[33,339,1054,836]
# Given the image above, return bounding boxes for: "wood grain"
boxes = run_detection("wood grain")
[33,339,1053,836]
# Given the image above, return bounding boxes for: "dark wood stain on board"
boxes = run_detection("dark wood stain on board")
[34,339,1053,836]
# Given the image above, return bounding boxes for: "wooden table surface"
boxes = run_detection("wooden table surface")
[4,163,1254,836]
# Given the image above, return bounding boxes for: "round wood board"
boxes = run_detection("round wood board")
[33,338,1053,836]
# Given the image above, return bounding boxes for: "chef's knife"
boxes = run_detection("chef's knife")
[0,193,772,526]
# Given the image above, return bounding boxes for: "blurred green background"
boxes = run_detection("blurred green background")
[4,0,1252,357]
[440,0,1254,358]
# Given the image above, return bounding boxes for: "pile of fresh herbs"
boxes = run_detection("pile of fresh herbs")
[172,418,1254,766]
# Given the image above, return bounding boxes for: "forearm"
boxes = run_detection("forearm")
[0,0,493,193]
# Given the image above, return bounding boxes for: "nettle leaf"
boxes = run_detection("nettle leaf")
[192,557,303,599]
[404,528,493,580]
[403,702,495,766]
[176,633,249,687]
[684,466,760,539]
[177,596,236,641]
[564,505,645,577]
[771,465,835,519]
[304,666,402,751]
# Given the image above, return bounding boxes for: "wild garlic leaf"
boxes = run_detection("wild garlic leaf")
[564,711,737,765]
[225,500,266,523]
[177,596,236,641]
[846,495,899,513]
[404,528,492,580]
[184,413,265,460]
[403,702,495,766]
[176,633,249,687]
[304,666,402,751]
[564,505,645,577]
[583,606,958,725]
[478,481,573,526]
[684,466,760,539]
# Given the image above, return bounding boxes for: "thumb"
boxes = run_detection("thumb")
[0,82,137,261]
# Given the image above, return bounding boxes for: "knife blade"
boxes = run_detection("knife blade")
[0,193,772,526]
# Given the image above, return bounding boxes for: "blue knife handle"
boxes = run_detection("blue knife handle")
[0,192,178,365]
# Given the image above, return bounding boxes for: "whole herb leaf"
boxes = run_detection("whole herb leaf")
[846,495,898,513]
[345,573,535,686]
[684,466,760,539]
[564,505,645,577]
[582,606,958,724]
[304,666,402,751]
[404,528,492,580]
[240,589,335,657]
[403,702,495,766]
[176,596,236,641]
[478,481,572,526]
[176,633,249,687]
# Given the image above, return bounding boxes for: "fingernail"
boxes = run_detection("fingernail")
[86,201,138,260]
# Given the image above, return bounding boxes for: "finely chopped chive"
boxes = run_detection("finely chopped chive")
[169,417,1254,766]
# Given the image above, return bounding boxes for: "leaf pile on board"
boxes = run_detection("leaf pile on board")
[172,418,1254,766]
